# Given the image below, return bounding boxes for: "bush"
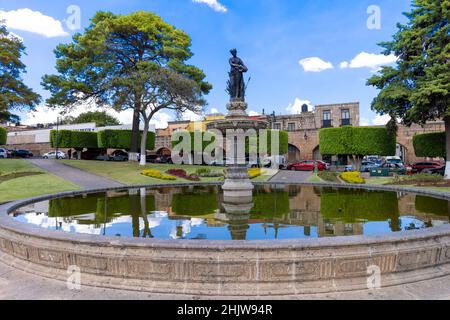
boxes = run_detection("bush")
[50,130,98,149]
[98,130,155,150]
[196,168,224,178]
[340,172,365,184]
[413,132,445,158]
[320,126,396,156]
[166,169,200,181]
[318,171,340,183]
[248,168,265,179]
[0,127,7,145]
[390,173,443,185]
[141,169,176,181]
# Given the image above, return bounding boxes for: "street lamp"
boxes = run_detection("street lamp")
[55,116,60,160]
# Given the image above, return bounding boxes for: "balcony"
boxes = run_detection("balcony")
[322,120,332,128]
[341,119,351,126]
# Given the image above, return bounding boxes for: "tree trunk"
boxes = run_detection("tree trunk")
[445,117,450,179]
[129,101,141,162]
[139,120,149,166]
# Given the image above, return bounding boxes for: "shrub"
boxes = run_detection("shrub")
[98,130,155,150]
[248,168,265,179]
[318,171,340,183]
[413,132,445,159]
[141,169,176,181]
[0,127,7,145]
[50,130,98,149]
[166,169,201,181]
[320,126,396,157]
[340,172,365,184]
[196,168,224,178]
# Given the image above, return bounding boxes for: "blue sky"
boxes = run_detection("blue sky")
[0,0,412,128]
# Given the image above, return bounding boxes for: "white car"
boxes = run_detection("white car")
[43,151,66,159]
[0,148,7,159]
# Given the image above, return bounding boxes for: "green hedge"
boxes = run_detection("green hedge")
[320,188,401,231]
[50,130,99,149]
[0,127,7,145]
[251,190,290,218]
[415,195,450,217]
[413,132,446,158]
[172,130,288,156]
[171,190,218,216]
[320,126,396,156]
[98,130,155,150]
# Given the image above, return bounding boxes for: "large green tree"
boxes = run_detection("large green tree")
[64,111,120,127]
[0,24,41,123]
[367,0,450,177]
[42,11,211,163]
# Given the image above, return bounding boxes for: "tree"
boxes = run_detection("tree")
[0,24,41,123]
[42,11,211,163]
[66,111,120,127]
[0,127,6,145]
[413,132,446,159]
[367,0,450,177]
[320,126,396,169]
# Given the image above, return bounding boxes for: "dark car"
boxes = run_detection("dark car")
[287,161,326,172]
[380,162,407,175]
[146,154,159,163]
[412,161,442,173]
[11,149,33,158]
[110,150,128,162]
[423,166,445,176]
[156,156,173,164]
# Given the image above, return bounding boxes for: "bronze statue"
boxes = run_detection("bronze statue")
[227,49,248,101]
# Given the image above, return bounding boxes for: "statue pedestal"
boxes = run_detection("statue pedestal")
[222,165,254,198]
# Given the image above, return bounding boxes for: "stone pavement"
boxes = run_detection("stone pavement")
[1,258,449,300]
[269,170,312,184]
[28,159,124,190]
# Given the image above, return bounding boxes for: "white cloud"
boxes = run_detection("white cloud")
[150,112,172,129]
[0,8,68,38]
[340,52,397,71]
[209,108,220,114]
[372,114,391,126]
[192,0,228,13]
[248,111,260,117]
[286,98,314,115]
[299,57,333,72]
[182,109,204,122]
[360,117,370,127]
[23,103,135,126]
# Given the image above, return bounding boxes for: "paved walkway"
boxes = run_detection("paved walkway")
[28,159,124,190]
[1,258,450,300]
[269,170,312,184]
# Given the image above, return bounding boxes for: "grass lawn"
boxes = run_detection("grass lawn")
[307,173,324,183]
[61,160,275,185]
[0,159,80,203]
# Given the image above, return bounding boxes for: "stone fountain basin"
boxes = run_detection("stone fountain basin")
[1,182,450,297]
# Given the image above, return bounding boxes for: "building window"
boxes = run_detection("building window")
[341,109,351,126]
[273,123,282,130]
[322,110,332,128]
[287,123,296,131]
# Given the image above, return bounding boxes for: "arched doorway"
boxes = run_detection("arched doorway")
[313,146,322,161]
[288,144,301,163]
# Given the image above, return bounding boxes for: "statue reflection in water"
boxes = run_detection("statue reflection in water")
[220,190,253,240]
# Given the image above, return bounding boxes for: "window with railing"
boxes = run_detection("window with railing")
[287,123,296,131]
[341,109,351,126]
[322,111,332,128]
[273,123,282,130]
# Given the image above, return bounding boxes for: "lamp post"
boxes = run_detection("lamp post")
[55,116,60,160]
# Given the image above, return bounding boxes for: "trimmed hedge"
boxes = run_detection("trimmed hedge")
[172,190,218,216]
[172,129,289,156]
[98,130,155,150]
[0,127,7,145]
[415,195,450,217]
[413,132,446,158]
[320,126,396,156]
[50,130,98,149]
[251,190,290,218]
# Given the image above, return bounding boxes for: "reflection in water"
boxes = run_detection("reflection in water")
[11,185,450,241]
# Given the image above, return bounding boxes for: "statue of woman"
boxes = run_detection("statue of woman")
[227,49,248,101]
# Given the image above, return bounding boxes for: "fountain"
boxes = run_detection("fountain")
[207,49,268,198]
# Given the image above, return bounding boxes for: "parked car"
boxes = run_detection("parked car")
[287,161,326,172]
[42,151,66,160]
[380,162,407,175]
[110,150,128,162]
[385,156,403,165]
[95,154,111,161]
[0,148,8,159]
[316,160,330,170]
[11,149,33,158]
[346,161,381,173]
[412,161,443,173]
[422,166,445,176]
[263,155,287,169]
[156,156,173,164]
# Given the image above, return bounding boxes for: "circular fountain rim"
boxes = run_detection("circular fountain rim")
[1,181,450,248]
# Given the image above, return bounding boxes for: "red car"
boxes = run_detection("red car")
[287,161,326,172]
[412,161,443,173]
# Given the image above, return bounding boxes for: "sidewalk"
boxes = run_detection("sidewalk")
[28,159,125,190]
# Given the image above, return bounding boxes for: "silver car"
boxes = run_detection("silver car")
[0,148,7,159]
[43,151,66,159]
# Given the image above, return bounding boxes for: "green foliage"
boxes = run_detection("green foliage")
[171,189,218,216]
[65,111,120,127]
[50,130,99,149]
[0,25,41,123]
[320,126,396,156]
[413,132,446,158]
[320,188,401,230]
[0,127,6,145]
[317,171,340,183]
[415,195,450,217]
[251,190,290,218]
[98,130,155,150]
[367,0,449,128]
